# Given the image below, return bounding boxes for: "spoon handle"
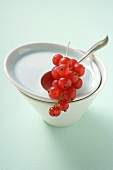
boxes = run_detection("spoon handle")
[78,35,109,63]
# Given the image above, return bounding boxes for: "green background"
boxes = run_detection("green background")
[0,0,113,170]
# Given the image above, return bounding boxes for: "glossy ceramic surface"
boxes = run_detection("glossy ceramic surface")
[4,43,107,126]
[4,43,101,102]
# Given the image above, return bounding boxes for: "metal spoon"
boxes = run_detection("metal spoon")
[41,36,109,91]
[78,35,108,63]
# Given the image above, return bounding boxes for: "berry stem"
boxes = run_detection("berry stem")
[66,42,70,56]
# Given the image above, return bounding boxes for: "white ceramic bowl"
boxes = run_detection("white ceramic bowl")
[4,43,107,127]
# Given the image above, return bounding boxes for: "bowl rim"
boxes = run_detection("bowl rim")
[4,42,107,103]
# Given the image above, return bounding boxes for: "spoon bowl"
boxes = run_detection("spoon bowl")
[41,71,54,91]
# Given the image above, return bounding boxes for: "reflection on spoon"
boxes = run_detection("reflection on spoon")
[41,36,109,91]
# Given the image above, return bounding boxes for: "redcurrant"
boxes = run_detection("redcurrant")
[58,77,72,90]
[73,63,85,77]
[49,106,61,116]
[52,66,61,79]
[71,59,78,67]
[57,64,69,77]
[48,86,61,99]
[59,57,71,67]
[72,78,83,89]
[52,80,59,87]
[52,54,63,66]
[68,87,76,101]
[62,87,76,102]
[67,71,78,83]
[58,99,69,111]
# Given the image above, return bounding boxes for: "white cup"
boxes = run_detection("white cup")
[4,43,107,127]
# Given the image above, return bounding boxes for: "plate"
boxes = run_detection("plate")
[4,43,101,102]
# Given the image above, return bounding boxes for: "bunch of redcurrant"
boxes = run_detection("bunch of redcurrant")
[48,54,85,117]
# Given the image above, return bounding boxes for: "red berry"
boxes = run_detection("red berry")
[71,59,78,67]
[62,90,72,102]
[57,64,69,77]
[52,66,61,79]
[48,86,61,99]
[62,87,76,102]
[52,80,59,87]
[59,57,71,67]
[49,106,61,116]
[72,78,83,89]
[67,71,78,83]
[73,63,85,77]
[58,77,72,90]
[68,86,76,94]
[52,54,63,66]
[58,99,69,111]
[68,87,76,101]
